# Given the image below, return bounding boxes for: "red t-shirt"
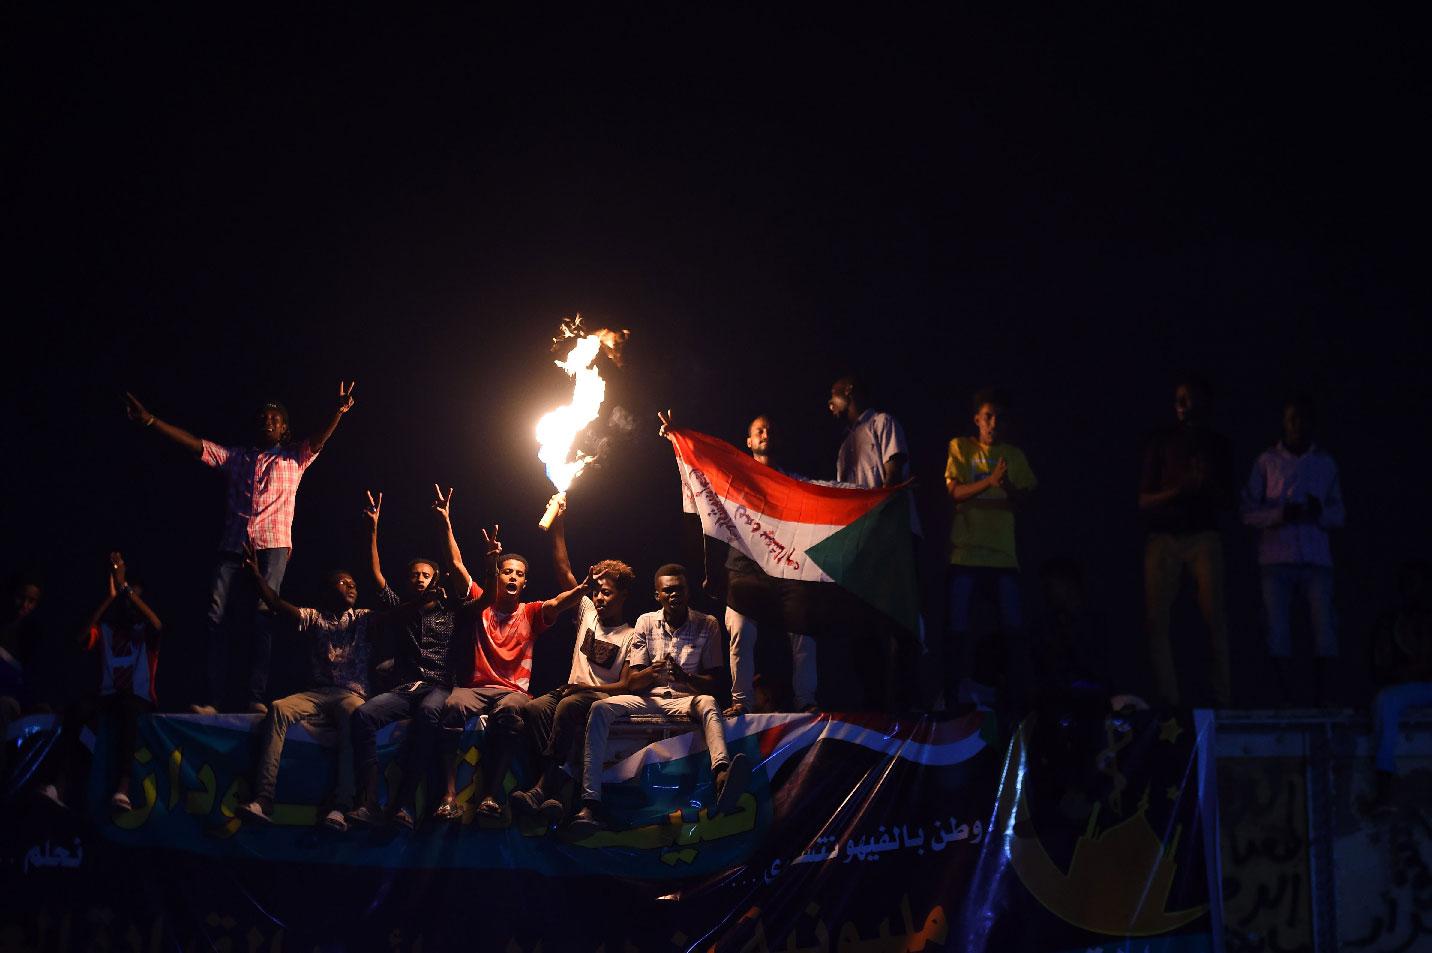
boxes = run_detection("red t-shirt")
[471,601,550,693]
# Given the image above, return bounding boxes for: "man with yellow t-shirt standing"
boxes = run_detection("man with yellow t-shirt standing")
[944,387,1037,712]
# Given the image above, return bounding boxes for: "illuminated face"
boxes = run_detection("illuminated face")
[498,558,528,599]
[331,573,358,608]
[591,575,627,622]
[746,416,772,457]
[827,386,850,418]
[974,403,1001,445]
[655,575,688,614]
[256,407,288,446]
[406,562,438,598]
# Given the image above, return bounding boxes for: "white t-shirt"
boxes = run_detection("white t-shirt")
[566,596,640,686]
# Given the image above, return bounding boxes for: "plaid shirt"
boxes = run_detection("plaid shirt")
[201,439,319,551]
[631,608,723,698]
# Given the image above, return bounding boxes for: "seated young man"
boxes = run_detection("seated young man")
[569,564,750,835]
[237,539,382,832]
[346,488,486,829]
[431,519,586,821]
[509,496,655,822]
[38,552,161,810]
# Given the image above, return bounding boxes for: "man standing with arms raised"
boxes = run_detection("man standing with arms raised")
[123,383,356,714]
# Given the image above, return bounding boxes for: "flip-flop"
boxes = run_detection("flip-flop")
[433,799,465,822]
[391,807,415,830]
[714,752,751,816]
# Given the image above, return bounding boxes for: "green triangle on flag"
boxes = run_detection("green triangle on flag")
[804,490,920,634]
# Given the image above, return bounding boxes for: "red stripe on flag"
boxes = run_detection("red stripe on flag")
[670,429,895,525]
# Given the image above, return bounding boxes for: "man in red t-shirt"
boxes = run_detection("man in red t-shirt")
[432,547,586,820]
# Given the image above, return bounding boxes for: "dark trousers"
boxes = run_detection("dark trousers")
[351,682,450,808]
[205,547,290,708]
[51,692,154,795]
[522,689,602,767]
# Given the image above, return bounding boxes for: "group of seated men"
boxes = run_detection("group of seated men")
[239,487,750,834]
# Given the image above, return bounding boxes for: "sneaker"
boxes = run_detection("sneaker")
[246,702,269,716]
[321,809,349,832]
[714,753,750,816]
[538,798,565,824]
[566,805,603,837]
[509,787,545,816]
[110,791,133,812]
[345,804,382,827]
[238,800,273,825]
[189,704,219,716]
[36,784,65,807]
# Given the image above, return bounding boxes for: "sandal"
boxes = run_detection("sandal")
[391,807,415,831]
[474,795,503,818]
[433,798,465,822]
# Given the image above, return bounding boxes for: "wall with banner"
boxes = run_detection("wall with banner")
[1,707,1217,952]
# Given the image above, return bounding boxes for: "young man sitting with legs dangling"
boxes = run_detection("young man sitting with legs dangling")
[429,492,587,822]
[510,495,655,823]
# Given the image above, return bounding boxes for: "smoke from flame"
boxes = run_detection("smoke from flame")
[535,326,609,493]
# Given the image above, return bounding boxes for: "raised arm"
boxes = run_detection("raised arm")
[81,567,121,647]
[242,543,303,624]
[307,381,356,454]
[112,553,163,633]
[365,490,387,592]
[124,392,204,457]
[540,575,589,626]
[431,484,474,595]
[548,495,580,590]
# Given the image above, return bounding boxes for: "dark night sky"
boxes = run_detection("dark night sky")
[4,7,1430,707]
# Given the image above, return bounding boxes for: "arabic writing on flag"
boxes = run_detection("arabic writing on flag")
[669,428,920,632]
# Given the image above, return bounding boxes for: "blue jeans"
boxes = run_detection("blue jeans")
[205,547,290,708]
[1372,681,1432,773]
[1260,564,1336,658]
[351,683,451,809]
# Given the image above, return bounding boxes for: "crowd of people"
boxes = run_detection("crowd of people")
[1,369,1427,829]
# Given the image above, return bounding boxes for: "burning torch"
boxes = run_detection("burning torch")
[534,317,628,530]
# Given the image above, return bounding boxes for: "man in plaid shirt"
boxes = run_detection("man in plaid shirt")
[124,383,356,713]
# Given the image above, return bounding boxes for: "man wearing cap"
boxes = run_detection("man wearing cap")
[124,383,356,713]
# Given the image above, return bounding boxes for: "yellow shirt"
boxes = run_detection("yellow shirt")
[945,438,1037,568]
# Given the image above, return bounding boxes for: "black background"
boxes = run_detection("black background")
[5,7,1429,708]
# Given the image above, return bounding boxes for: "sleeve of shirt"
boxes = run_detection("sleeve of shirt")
[293,439,320,471]
[523,601,552,637]
[200,440,232,469]
[698,616,724,672]
[1239,454,1283,528]
[879,414,909,464]
[944,440,962,484]
[375,586,401,609]
[294,607,319,631]
[628,618,652,667]
[1319,458,1346,529]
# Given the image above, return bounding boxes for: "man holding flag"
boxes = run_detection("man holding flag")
[657,409,921,712]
